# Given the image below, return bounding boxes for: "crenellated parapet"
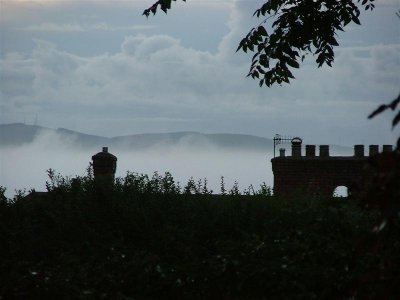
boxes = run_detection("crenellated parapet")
[271,139,393,197]
[278,143,392,158]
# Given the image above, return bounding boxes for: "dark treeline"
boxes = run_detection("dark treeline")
[0,168,399,299]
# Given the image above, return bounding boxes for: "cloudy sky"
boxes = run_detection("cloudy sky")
[1,0,399,145]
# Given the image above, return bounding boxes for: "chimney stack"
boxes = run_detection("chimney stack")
[92,147,117,195]
[291,137,302,157]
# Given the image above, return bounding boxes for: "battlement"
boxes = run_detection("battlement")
[272,139,393,197]
[277,143,393,158]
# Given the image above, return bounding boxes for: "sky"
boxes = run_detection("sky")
[1,0,400,146]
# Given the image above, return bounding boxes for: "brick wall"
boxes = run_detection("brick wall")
[271,144,392,197]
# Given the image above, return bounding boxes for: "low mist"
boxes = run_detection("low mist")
[1,130,274,198]
[1,128,356,198]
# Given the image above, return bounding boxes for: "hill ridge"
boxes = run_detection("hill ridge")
[0,123,274,151]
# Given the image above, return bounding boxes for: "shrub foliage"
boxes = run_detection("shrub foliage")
[0,169,398,299]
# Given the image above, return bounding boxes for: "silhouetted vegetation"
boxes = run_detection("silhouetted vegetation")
[1,167,399,299]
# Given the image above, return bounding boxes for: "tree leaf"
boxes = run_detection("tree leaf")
[352,15,361,25]
[286,58,299,68]
[248,43,254,52]
[389,94,400,110]
[369,94,400,119]
[258,26,268,36]
[329,36,339,46]
[392,111,400,128]
[368,104,388,119]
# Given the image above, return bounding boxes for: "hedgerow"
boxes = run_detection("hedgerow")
[0,168,398,299]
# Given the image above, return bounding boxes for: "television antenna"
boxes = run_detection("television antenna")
[273,134,302,157]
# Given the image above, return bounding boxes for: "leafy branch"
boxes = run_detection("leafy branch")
[368,93,400,132]
[236,0,375,87]
[144,0,375,87]
[143,0,186,17]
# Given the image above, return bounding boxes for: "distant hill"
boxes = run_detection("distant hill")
[0,123,274,152]
[111,131,274,151]
[0,123,108,148]
[0,123,353,154]
[0,123,47,146]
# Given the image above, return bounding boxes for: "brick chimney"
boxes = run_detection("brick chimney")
[291,137,302,157]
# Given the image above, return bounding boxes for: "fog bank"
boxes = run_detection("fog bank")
[1,131,274,198]
[1,129,356,198]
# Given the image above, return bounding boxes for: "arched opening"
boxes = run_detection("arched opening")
[333,186,348,198]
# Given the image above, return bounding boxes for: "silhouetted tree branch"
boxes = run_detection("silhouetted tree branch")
[369,94,400,131]
[144,0,375,87]
[143,0,186,16]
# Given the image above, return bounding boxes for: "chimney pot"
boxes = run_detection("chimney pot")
[291,137,302,157]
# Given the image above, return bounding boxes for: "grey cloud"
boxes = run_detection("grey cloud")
[32,40,83,74]
[15,22,156,32]
[370,44,400,84]
[18,23,84,32]
[1,33,398,145]
[0,0,399,146]
[0,54,35,97]
[122,35,179,59]
[217,0,258,64]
